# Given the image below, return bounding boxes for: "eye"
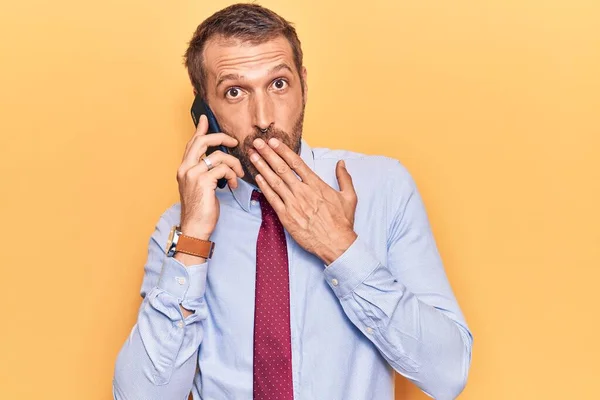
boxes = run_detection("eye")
[226,87,242,99]
[272,79,288,90]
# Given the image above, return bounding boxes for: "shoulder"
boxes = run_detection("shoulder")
[312,145,415,194]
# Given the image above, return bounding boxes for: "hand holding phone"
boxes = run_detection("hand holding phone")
[175,96,244,240]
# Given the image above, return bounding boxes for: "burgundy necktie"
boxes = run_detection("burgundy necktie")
[252,190,294,400]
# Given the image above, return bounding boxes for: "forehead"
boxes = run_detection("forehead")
[203,35,295,82]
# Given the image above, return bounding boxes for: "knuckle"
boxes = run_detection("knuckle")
[184,168,198,180]
[291,158,303,169]
[215,163,227,173]
[197,134,212,145]
[196,144,208,155]
[271,178,282,189]
[190,137,203,148]
[223,166,235,176]
[225,155,240,166]
[276,164,289,174]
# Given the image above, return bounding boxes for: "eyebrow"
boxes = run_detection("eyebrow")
[215,63,295,89]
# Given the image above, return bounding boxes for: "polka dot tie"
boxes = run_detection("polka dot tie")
[251,190,294,400]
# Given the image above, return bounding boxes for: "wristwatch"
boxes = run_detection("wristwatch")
[166,226,215,259]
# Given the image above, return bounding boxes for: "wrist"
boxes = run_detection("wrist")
[166,225,215,264]
[179,224,212,241]
[320,231,358,266]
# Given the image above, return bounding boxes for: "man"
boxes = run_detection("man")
[113,4,473,400]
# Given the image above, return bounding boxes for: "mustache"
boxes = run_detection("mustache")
[240,126,284,150]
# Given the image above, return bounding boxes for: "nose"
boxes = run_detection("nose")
[250,91,275,133]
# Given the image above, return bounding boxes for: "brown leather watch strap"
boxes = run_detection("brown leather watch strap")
[176,234,215,259]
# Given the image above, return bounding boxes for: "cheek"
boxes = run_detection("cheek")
[274,95,303,129]
[219,107,252,137]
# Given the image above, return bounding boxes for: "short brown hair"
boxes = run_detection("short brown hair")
[184,3,304,99]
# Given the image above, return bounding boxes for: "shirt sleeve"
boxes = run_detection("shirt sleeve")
[323,162,473,400]
[113,207,208,400]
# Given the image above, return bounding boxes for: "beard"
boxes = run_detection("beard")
[225,107,305,187]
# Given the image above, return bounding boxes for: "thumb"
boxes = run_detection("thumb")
[336,160,355,195]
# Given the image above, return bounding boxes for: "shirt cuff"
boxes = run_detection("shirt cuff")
[323,235,382,298]
[157,256,209,301]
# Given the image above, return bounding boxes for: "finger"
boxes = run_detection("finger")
[249,148,293,202]
[336,160,356,198]
[252,138,301,189]
[182,133,238,171]
[193,151,244,178]
[185,162,239,189]
[181,160,238,189]
[255,174,286,214]
[194,114,209,136]
[183,115,208,159]
[266,138,316,183]
[186,133,238,162]
[207,163,239,189]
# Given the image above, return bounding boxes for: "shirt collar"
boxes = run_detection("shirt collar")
[227,138,315,213]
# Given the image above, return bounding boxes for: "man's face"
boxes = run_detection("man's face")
[202,35,307,185]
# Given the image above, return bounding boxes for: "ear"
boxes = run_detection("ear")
[193,88,198,96]
[301,66,308,103]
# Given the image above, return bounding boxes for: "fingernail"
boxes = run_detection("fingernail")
[340,160,346,168]
[250,152,260,162]
[254,138,265,148]
[268,138,279,148]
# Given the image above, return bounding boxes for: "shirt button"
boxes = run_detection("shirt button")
[251,200,258,206]
[176,277,186,285]
[177,321,184,328]
[331,279,339,286]
[366,327,374,334]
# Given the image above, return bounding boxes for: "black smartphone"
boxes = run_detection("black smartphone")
[190,96,229,189]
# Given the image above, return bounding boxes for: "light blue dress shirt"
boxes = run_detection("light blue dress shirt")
[113,139,473,400]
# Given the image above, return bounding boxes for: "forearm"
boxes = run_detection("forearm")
[113,300,203,400]
[113,257,208,400]
[338,276,471,399]
[324,237,472,400]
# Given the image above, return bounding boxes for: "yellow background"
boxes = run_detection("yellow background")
[1,0,598,399]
